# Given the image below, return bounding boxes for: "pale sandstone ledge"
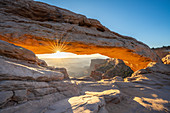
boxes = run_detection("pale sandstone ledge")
[0,0,161,71]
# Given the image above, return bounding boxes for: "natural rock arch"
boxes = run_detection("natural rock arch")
[0,0,161,71]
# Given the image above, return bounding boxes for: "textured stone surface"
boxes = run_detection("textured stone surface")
[0,56,64,82]
[117,62,170,113]
[47,67,69,79]
[0,0,161,71]
[162,54,170,64]
[90,58,133,80]
[0,80,80,112]
[0,1,169,113]
[152,46,170,59]
[0,91,13,105]
[85,89,123,104]
[90,59,106,72]
[0,40,72,81]
[37,58,48,67]
[0,40,36,62]
[45,95,108,113]
[0,40,80,112]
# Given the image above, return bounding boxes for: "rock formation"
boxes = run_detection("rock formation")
[162,54,170,64]
[0,0,161,71]
[0,40,80,112]
[0,40,169,113]
[0,0,169,112]
[90,58,133,80]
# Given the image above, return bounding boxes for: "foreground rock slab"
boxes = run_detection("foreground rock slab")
[0,56,64,81]
[0,40,36,62]
[45,95,108,113]
[0,40,80,112]
[0,80,80,113]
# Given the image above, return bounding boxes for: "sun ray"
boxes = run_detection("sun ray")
[41,33,72,54]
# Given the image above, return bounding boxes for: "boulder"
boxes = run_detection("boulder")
[90,58,134,80]
[162,54,170,64]
[0,40,36,62]
[46,66,69,79]
[37,58,48,67]
[0,40,70,81]
[90,59,107,72]
[0,40,48,67]
[85,89,123,104]
[45,95,108,113]
[0,56,64,82]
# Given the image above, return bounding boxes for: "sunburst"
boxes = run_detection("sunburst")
[43,34,71,53]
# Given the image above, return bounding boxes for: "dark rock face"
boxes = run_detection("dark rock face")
[90,58,133,80]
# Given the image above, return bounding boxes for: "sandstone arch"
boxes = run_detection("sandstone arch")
[0,0,161,71]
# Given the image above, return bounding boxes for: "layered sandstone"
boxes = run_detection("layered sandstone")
[0,40,81,112]
[0,0,161,71]
[90,58,134,80]
[0,40,169,113]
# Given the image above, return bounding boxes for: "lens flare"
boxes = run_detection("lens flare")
[42,34,72,53]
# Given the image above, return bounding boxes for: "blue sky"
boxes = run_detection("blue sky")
[35,0,170,48]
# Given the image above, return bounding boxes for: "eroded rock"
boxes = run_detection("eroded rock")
[85,89,123,104]
[90,58,134,80]
[0,56,64,82]
[45,95,108,113]
[0,40,36,62]
[162,54,170,64]
[47,67,69,79]
[0,40,81,112]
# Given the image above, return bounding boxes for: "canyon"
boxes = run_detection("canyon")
[0,0,169,113]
